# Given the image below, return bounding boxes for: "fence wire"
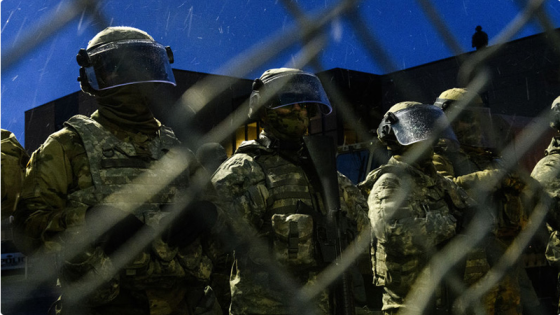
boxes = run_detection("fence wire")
[3,0,560,314]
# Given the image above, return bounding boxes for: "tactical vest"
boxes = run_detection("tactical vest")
[237,140,324,269]
[238,141,316,213]
[360,161,462,285]
[64,115,187,213]
[64,115,208,290]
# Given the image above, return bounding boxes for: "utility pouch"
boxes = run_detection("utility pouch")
[271,213,315,267]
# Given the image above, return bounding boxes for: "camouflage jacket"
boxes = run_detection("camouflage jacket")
[433,146,531,240]
[358,157,471,312]
[211,132,370,315]
[532,137,560,267]
[1,129,29,219]
[15,113,217,315]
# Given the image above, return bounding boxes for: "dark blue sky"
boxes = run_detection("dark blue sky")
[2,0,559,146]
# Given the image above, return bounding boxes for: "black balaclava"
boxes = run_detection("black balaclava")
[92,84,161,135]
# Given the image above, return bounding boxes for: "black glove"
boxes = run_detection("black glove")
[502,172,526,194]
[85,205,145,256]
[161,200,218,248]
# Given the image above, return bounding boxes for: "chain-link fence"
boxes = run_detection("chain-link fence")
[3,0,560,314]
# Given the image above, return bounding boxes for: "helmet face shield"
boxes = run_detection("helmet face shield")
[387,104,458,146]
[263,73,332,115]
[84,39,176,91]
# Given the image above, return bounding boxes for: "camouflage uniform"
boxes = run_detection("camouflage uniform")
[533,136,560,310]
[433,147,529,241]
[15,113,220,315]
[14,26,221,315]
[433,87,546,314]
[212,131,370,315]
[359,156,471,314]
[1,129,29,219]
[364,101,503,314]
[433,147,528,314]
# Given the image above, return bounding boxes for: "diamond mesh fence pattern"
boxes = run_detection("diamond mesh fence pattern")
[3,0,560,314]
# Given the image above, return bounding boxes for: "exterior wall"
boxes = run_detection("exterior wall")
[487,31,559,117]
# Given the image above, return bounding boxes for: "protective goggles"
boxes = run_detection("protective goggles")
[80,39,176,91]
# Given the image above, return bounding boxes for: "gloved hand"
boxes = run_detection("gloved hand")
[161,200,218,248]
[502,172,525,194]
[85,205,145,256]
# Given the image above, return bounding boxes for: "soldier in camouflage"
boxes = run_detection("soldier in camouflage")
[533,96,560,313]
[1,129,29,220]
[433,88,543,314]
[2,129,30,251]
[14,27,221,315]
[211,68,370,315]
[358,101,483,315]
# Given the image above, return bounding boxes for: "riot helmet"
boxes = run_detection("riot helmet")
[248,68,332,119]
[551,96,560,130]
[250,68,332,141]
[378,102,457,147]
[77,26,176,95]
[434,88,492,148]
[434,87,484,110]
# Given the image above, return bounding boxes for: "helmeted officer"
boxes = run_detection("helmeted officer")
[1,129,29,219]
[14,26,221,315]
[433,87,543,314]
[358,101,481,315]
[533,96,560,314]
[211,68,370,315]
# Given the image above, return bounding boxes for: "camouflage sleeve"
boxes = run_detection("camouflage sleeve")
[368,172,456,256]
[14,128,91,254]
[1,130,30,219]
[453,168,502,192]
[211,153,268,233]
[338,172,372,278]
[338,172,370,238]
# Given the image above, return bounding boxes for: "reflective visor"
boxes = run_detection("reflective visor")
[85,39,176,90]
[391,104,458,145]
[263,73,332,114]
